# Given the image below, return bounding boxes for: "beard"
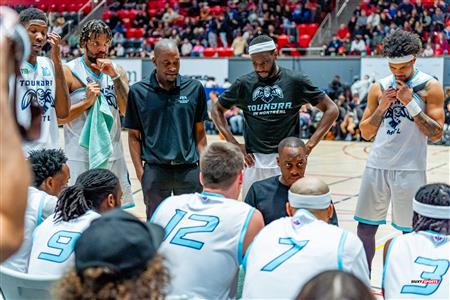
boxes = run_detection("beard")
[256,62,278,81]
[85,48,107,65]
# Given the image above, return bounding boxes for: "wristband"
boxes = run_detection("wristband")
[111,74,121,81]
[405,100,422,117]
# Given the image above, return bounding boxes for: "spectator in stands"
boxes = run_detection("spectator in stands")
[350,34,366,55]
[356,9,368,28]
[351,75,371,103]
[180,38,193,56]
[422,42,434,56]
[326,35,342,55]
[328,75,345,101]
[227,107,244,135]
[232,31,247,56]
[206,91,219,134]
[115,43,125,57]
[54,209,169,300]
[223,78,232,89]
[28,169,122,276]
[2,149,69,273]
[191,39,205,56]
[443,90,450,145]
[337,23,349,40]
[367,9,381,28]
[162,7,179,23]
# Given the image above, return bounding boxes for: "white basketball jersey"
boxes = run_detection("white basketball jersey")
[151,192,255,300]
[28,210,100,276]
[242,210,370,299]
[1,187,57,273]
[64,57,123,162]
[383,231,450,299]
[367,70,434,171]
[16,57,59,155]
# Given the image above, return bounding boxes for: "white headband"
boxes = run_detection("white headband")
[413,199,450,219]
[249,41,277,55]
[387,55,415,64]
[288,191,332,209]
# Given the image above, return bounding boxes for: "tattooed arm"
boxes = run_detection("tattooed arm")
[359,83,397,141]
[397,79,444,143]
[112,65,129,116]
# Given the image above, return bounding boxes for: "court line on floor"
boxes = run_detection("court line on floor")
[132,188,142,195]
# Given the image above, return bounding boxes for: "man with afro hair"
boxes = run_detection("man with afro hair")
[1,148,70,272]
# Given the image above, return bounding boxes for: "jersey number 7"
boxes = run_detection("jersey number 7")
[261,238,309,272]
[163,209,220,250]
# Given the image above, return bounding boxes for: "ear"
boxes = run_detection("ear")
[42,177,53,191]
[152,55,156,66]
[199,172,205,186]
[327,204,334,220]
[238,171,243,186]
[106,194,116,208]
[286,202,293,217]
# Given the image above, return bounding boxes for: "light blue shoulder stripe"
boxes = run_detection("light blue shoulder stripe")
[337,231,348,270]
[238,207,255,265]
[36,193,47,226]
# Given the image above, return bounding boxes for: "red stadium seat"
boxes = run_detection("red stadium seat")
[299,34,311,48]
[217,47,234,57]
[297,24,308,35]
[203,47,217,57]
[102,10,113,20]
[277,34,289,49]
[306,23,319,36]
[126,28,137,39]
[134,28,145,39]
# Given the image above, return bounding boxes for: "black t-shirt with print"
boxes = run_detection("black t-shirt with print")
[219,66,325,154]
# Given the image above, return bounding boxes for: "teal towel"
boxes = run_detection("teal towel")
[79,94,114,169]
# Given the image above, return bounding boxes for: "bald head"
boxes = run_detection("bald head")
[290,177,330,196]
[154,39,179,56]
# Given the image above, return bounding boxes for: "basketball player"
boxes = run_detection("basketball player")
[355,30,445,273]
[59,20,134,208]
[17,8,70,154]
[383,183,450,299]
[242,177,369,299]
[2,149,69,272]
[151,142,264,299]
[28,169,121,276]
[211,35,338,198]
[245,136,338,225]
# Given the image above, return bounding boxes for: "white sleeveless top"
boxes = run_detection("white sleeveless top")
[242,210,370,299]
[16,57,59,155]
[383,231,450,299]
[64,57,123,162]
[1,187,57,273]
[151,192,255,300]
[28,210,100,276]
[367,70,434,171]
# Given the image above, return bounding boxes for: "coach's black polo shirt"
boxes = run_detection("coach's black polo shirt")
[124,70,208,164]
[219,66,325,154]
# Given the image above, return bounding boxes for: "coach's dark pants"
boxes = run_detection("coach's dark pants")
[142,163,202,220]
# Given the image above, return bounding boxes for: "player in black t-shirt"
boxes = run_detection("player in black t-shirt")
[211,35,338,198]
[245,137,338,225]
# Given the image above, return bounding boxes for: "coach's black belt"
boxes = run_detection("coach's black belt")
[146,160,198,166]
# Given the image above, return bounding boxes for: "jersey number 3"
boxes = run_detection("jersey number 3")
[401,256,450,295]
[38,230,81,263]
[261,238,309,272]
[163,209,219,250]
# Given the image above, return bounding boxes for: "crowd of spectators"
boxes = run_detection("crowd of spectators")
[324,0,449,56]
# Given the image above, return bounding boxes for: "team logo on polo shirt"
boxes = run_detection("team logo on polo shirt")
[252,85,284,104]
[177,96,189,104]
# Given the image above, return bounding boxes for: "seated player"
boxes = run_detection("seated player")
[2,149,69,272]
[242,177,369,299]
[297,270,375,300]
[54,209,169,300]
[383,183,450,299]
[245,136,338,225]
[28,169,121,276]
[151,142,264,299]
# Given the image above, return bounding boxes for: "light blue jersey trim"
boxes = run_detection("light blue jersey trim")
[201,192,225,198]
[81,56,103,80]
[337,231,348,270]
[24,61,38,71]
[149,202,164,223]
[354,216,386,225]
[121,202,135,209]
[382,237,397,289]
[242,242,253,272]
[238,207,255,265]
[392,222,413,232]
[36,193,46,226]
[412,93,425,106]
[296,209,318,220]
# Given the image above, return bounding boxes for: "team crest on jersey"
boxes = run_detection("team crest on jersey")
[20,68,29,75]
[102,86,118,109]
[252,85,284,103]
[430,234,448,246]
[21,88,54,113]
[41,67,51,77]
[384,101,414,135]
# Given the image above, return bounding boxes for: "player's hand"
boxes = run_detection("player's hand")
[91,59,118,78]
[378,87,397,112]
[85,83,101,107]
[136,167,144,183]
[48,32,62,61]
[396,80,413,106]
[239,144,255,167]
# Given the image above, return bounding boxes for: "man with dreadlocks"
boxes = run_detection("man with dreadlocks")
[382,183,450,299]
[211,35,338,198]
[59,20,134,208]
[27,169,121,276]
[2,148,69,273]
[355,29,445,274]
[16,8,70,154]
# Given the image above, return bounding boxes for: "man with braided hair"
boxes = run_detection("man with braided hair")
[28,169,121,276]
[2,148,69,272]
[59,20,134,208]
[355,29,445,273]
[383,183,450,299]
